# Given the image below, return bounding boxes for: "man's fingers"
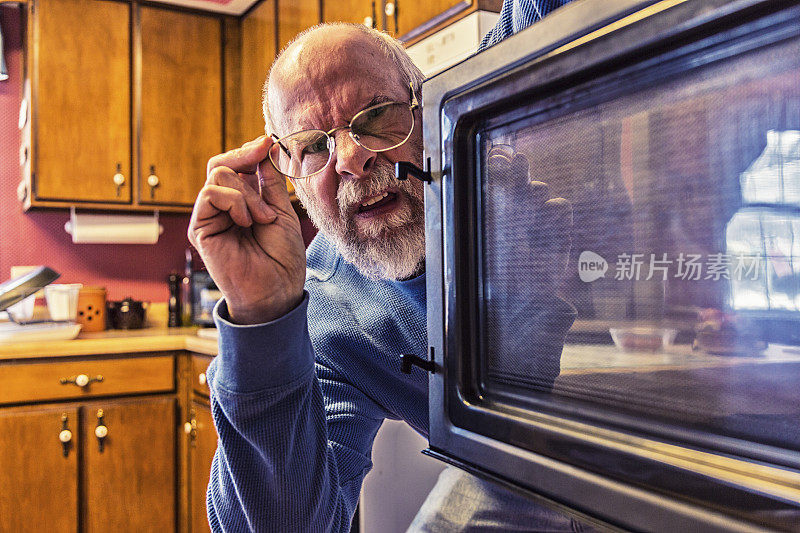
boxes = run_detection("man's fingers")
[257,157,296,214]
[208,166,277,224]
[206,135,272,176]
[198,184,257,227]
[529,181,551,207]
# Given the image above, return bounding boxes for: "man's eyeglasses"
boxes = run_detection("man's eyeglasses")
[268,84,419,179]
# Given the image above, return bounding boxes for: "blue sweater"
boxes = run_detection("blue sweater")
[206,233,429,532]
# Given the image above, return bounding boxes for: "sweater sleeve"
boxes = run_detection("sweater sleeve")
[205,293,384,532]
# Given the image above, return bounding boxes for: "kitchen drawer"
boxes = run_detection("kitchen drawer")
[192,354,213,397]
[0,355,175,405]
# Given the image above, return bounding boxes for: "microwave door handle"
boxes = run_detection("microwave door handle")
[395,161,432,183]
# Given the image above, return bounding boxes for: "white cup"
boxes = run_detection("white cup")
[45,284,83,322]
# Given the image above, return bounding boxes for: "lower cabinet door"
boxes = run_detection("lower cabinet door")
[189,400,216,533]
[0,406,80,533]
[82,397,177,532]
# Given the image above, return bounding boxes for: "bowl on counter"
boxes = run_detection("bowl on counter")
[609,326,678,352]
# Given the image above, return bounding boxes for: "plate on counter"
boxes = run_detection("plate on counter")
[0,321,82,343]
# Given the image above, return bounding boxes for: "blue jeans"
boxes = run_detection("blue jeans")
[408,467,596,532]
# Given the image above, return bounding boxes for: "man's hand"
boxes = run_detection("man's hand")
[188,136,307,324]
[487,148,573,297]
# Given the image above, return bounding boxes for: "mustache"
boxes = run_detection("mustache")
[337,161,408,217]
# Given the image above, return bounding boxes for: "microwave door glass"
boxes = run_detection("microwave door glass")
[476,35,800,453]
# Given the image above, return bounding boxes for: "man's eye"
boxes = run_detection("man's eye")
[366,105,387,120]
[303,138,328,155]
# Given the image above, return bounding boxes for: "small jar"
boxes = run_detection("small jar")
[76,286,107,332]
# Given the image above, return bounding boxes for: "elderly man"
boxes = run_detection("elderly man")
[189,20,585,533]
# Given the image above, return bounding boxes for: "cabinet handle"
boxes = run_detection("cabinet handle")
[198,372,206,386]
[60,373,103,388]
[59,413,72,458]
[113,163,126,197]
[363,0,376,28]
[95,409,108,452]
[387,0,398,33]
[184,409,198,446]
[147,165,160,199]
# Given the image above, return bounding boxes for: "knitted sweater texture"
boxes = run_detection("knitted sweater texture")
[206,233,429,532]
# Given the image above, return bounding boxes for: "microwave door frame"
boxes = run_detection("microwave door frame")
[422,0,800,530]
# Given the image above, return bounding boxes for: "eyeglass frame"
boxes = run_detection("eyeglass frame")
[268,82,420,179]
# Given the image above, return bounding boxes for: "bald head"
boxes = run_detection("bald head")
[263,23,423,135]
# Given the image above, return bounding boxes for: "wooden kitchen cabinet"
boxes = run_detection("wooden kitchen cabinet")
[239,0,276,144]
[187,401,215,533]
[81,397,177,532]
[186,353,215,532]
[385,0,502,43]
[22,0,225,212]
[0,353,179,532]
[322,0,378,28]
[27,0,132,205]
[0,406,80,532]
[139,6,223,207]
[277,0,320,51]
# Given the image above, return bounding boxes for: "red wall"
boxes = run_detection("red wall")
[0,6,316,303]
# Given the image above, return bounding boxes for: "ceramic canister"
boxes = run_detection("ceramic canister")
[76,286,107,332]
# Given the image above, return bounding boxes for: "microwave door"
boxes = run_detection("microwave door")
[422,0,800,530]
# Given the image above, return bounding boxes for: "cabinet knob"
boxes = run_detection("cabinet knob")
[198,372,206,385]
[185,411,198,446]
[95,409,108,452]
[59,413,72,457]
[60,374,103,388]
[59,429,72,443]
[147,165,160,199]
[94,424,108,439]
[363,15,373,27]
[113,163,125,197]
[384,1,395,16]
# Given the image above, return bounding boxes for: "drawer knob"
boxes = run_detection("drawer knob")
[60,374,104,388]
[198,372,206,385]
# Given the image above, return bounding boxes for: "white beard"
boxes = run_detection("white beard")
[295,159,426,280]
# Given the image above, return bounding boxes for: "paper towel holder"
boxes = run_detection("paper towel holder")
[64,207,165,244]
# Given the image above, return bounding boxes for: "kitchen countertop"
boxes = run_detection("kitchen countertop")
[0,326,219,360]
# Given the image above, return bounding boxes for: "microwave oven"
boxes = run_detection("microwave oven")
[411,0,800,530]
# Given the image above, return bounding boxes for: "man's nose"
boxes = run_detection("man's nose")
[332,130,376,179]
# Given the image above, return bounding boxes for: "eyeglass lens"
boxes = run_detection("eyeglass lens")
[268,101,414,179]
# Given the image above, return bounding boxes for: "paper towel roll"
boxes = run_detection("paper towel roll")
[64,208,164,244]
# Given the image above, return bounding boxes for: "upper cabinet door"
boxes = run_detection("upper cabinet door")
[34,0,132,204]
[277,0,320,51]
[240,0,276,144]
[389,0,478,40]
[322,0,378,28]
[139,6,223,206]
